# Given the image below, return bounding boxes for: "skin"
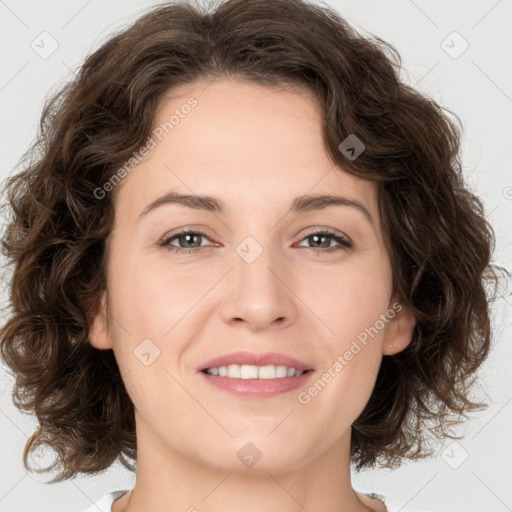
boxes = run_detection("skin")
[89,77,415,512]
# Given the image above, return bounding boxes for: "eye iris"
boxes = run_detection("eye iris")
[309,234,330,248]
[179,233,201,248]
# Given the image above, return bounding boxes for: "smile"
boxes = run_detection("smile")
[202,364,308,379]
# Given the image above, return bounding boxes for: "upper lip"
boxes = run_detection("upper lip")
[198,351,313,372]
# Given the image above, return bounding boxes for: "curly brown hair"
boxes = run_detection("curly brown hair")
[0,0,503,483]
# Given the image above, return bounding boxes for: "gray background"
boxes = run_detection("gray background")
[1,0,511,511]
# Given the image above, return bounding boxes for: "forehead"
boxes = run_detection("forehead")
[113,78,379,225]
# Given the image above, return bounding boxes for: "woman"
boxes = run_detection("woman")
[0,0,501,511]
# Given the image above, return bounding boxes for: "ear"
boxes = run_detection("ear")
[87,291,112,350]
[382,299,416,356]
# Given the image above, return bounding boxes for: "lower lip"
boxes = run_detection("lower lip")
[199,370,315,399]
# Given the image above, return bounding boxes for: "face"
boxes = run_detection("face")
[89,78,415,474]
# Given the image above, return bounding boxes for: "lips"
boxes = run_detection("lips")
[198,351,313,372]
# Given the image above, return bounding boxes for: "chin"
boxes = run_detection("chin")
[192,436,314,475]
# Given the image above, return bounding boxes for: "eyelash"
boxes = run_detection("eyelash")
[158,228,352,255]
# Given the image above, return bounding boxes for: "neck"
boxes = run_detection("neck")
[113,414,376,512]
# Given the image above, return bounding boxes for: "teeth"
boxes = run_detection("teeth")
[204,364,306,379]
[240,364,258,379]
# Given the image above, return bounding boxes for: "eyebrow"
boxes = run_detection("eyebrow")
[137,191,373,225]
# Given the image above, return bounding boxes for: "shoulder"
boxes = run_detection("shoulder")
[80,490,130,512]
[359,492,434,512]
[83,490,435,512]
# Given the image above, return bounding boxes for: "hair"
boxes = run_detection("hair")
[0,0,504,483]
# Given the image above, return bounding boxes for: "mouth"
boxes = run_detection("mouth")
[197,351,315,399]
[201,364,313,379]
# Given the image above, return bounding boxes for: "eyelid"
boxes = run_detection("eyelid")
[298,225,352,243]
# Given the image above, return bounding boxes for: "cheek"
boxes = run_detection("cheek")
[314,261,392,416]
[300,268,390,424]
[111,252,214,336]
[305,259,392,347]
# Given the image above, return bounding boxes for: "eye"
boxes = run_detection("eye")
[159,229,214,253]
[295,229,352,253]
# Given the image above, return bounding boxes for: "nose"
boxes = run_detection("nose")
[220,241,298,332]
